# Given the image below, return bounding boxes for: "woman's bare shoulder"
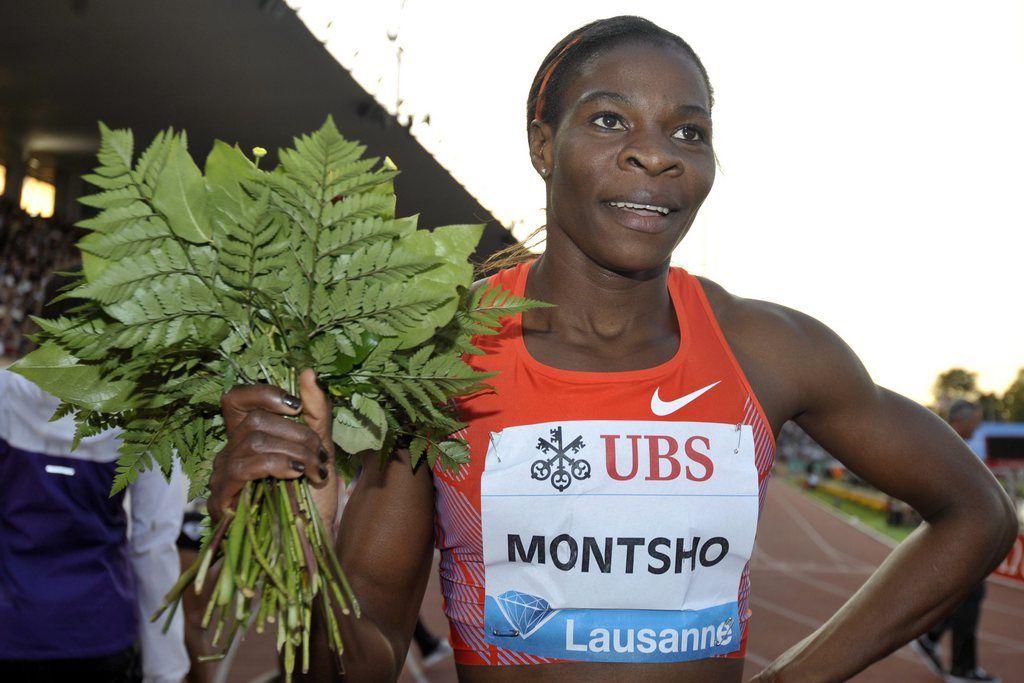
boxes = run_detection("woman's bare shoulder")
[694,275,874,421]
[694,275,819,350]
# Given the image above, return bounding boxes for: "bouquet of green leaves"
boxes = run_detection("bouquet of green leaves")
[11,118,542,677]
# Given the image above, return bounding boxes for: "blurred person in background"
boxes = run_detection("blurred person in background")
[0,273,189,683]
[913,399,998,683]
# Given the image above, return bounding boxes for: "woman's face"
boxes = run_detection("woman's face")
[535,42,715,274]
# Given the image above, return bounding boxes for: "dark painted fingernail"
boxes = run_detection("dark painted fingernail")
[290,460,305,473]
[318,446,329,464]
[282,394,301,409]
[318,465,328,480]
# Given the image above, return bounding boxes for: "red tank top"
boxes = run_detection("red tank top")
[433,261,775,666]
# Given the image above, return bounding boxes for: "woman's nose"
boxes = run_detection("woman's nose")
[619,131,683,177]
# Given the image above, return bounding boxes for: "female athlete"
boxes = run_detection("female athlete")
[207,16,1018,682]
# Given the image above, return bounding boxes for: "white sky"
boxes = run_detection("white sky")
[289,0,1024,405]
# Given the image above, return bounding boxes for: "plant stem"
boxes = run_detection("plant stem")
[155,399,357,682]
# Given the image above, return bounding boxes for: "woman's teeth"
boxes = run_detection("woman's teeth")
[607,201,670,215]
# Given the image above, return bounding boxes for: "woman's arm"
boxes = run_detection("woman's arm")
[306,446,437,681]
[208,370,436,682]
[750,310,1018,682]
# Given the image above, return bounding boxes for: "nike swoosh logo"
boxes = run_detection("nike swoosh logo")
[651,381,721,416]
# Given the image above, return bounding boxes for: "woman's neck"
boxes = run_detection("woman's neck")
[521,232,679,370]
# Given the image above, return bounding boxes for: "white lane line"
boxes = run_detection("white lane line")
[752,597,922,666]
[753,562,875,575]
[744,650,772,667]
[760,552,1024,655]
[988,574,1024,592]
[752,542,780,564]
[983,599,1024,619]
[750,596,822,629]
[792,483,900,550]
[772,569,865,601]
[772,485,854,566]
[972,630,1024,654]
[753,539,874,574]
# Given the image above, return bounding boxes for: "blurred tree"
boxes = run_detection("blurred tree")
[978,392,1005,422]
[1002,368,1024,422]
[932,368,980,412]
[931,367,1024,422]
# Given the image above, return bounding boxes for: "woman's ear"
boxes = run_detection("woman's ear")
[528,119,553,179]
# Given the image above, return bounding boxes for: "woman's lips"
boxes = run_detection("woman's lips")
[602,201,674,233]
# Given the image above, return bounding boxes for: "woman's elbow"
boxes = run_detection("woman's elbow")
[993,489,1020,556]
[946,476,1019,565]
[974,480,1020,561]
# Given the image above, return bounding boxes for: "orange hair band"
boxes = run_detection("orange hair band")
[534,36,582,121]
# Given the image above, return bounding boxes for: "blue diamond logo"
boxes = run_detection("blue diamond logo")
[495,590,558,639]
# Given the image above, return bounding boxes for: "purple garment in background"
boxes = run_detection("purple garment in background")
[0,438,137,659]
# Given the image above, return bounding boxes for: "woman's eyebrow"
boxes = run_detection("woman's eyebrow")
[674,104,711,119]
[577,90,633,109]
[576,90,710,119]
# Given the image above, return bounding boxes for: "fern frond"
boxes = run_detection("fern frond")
[17,118,550,514]
[325,191,396,225]
[94,122,134,178]
[78,214,172,260]
[78,185,144,210]
[470,283,552,330]
[74,240,202,304]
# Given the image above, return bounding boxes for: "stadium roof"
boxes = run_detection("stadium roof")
[0,0,514,256]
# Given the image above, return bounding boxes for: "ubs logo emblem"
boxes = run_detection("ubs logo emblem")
[531,426,591,491]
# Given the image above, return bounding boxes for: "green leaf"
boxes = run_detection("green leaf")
[309,334,337,371]
[77,201,157,236]
[372,224,484,348]
[425,224,484,287]
[79,252,109,283]
[111,447,152,495]
[152,136,212,243]
[134,128,176,190]
[390,279,458,349]
[409,436,428,467]
[204,141,254,209]
[96,122,134,176]
[9,344,133,411]
[332,393,387,455]
[79,185,143,210]
[430,439,470,472]
[81,171,130,190]
[78,217,172,261]
[75,239,198,304]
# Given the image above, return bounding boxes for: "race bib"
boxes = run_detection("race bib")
[481,420,759,662]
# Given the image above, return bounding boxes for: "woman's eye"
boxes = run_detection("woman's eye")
[674,125,704,141]
[591,113,625,130]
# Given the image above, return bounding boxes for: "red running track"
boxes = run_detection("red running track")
[739,480,1024,682]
